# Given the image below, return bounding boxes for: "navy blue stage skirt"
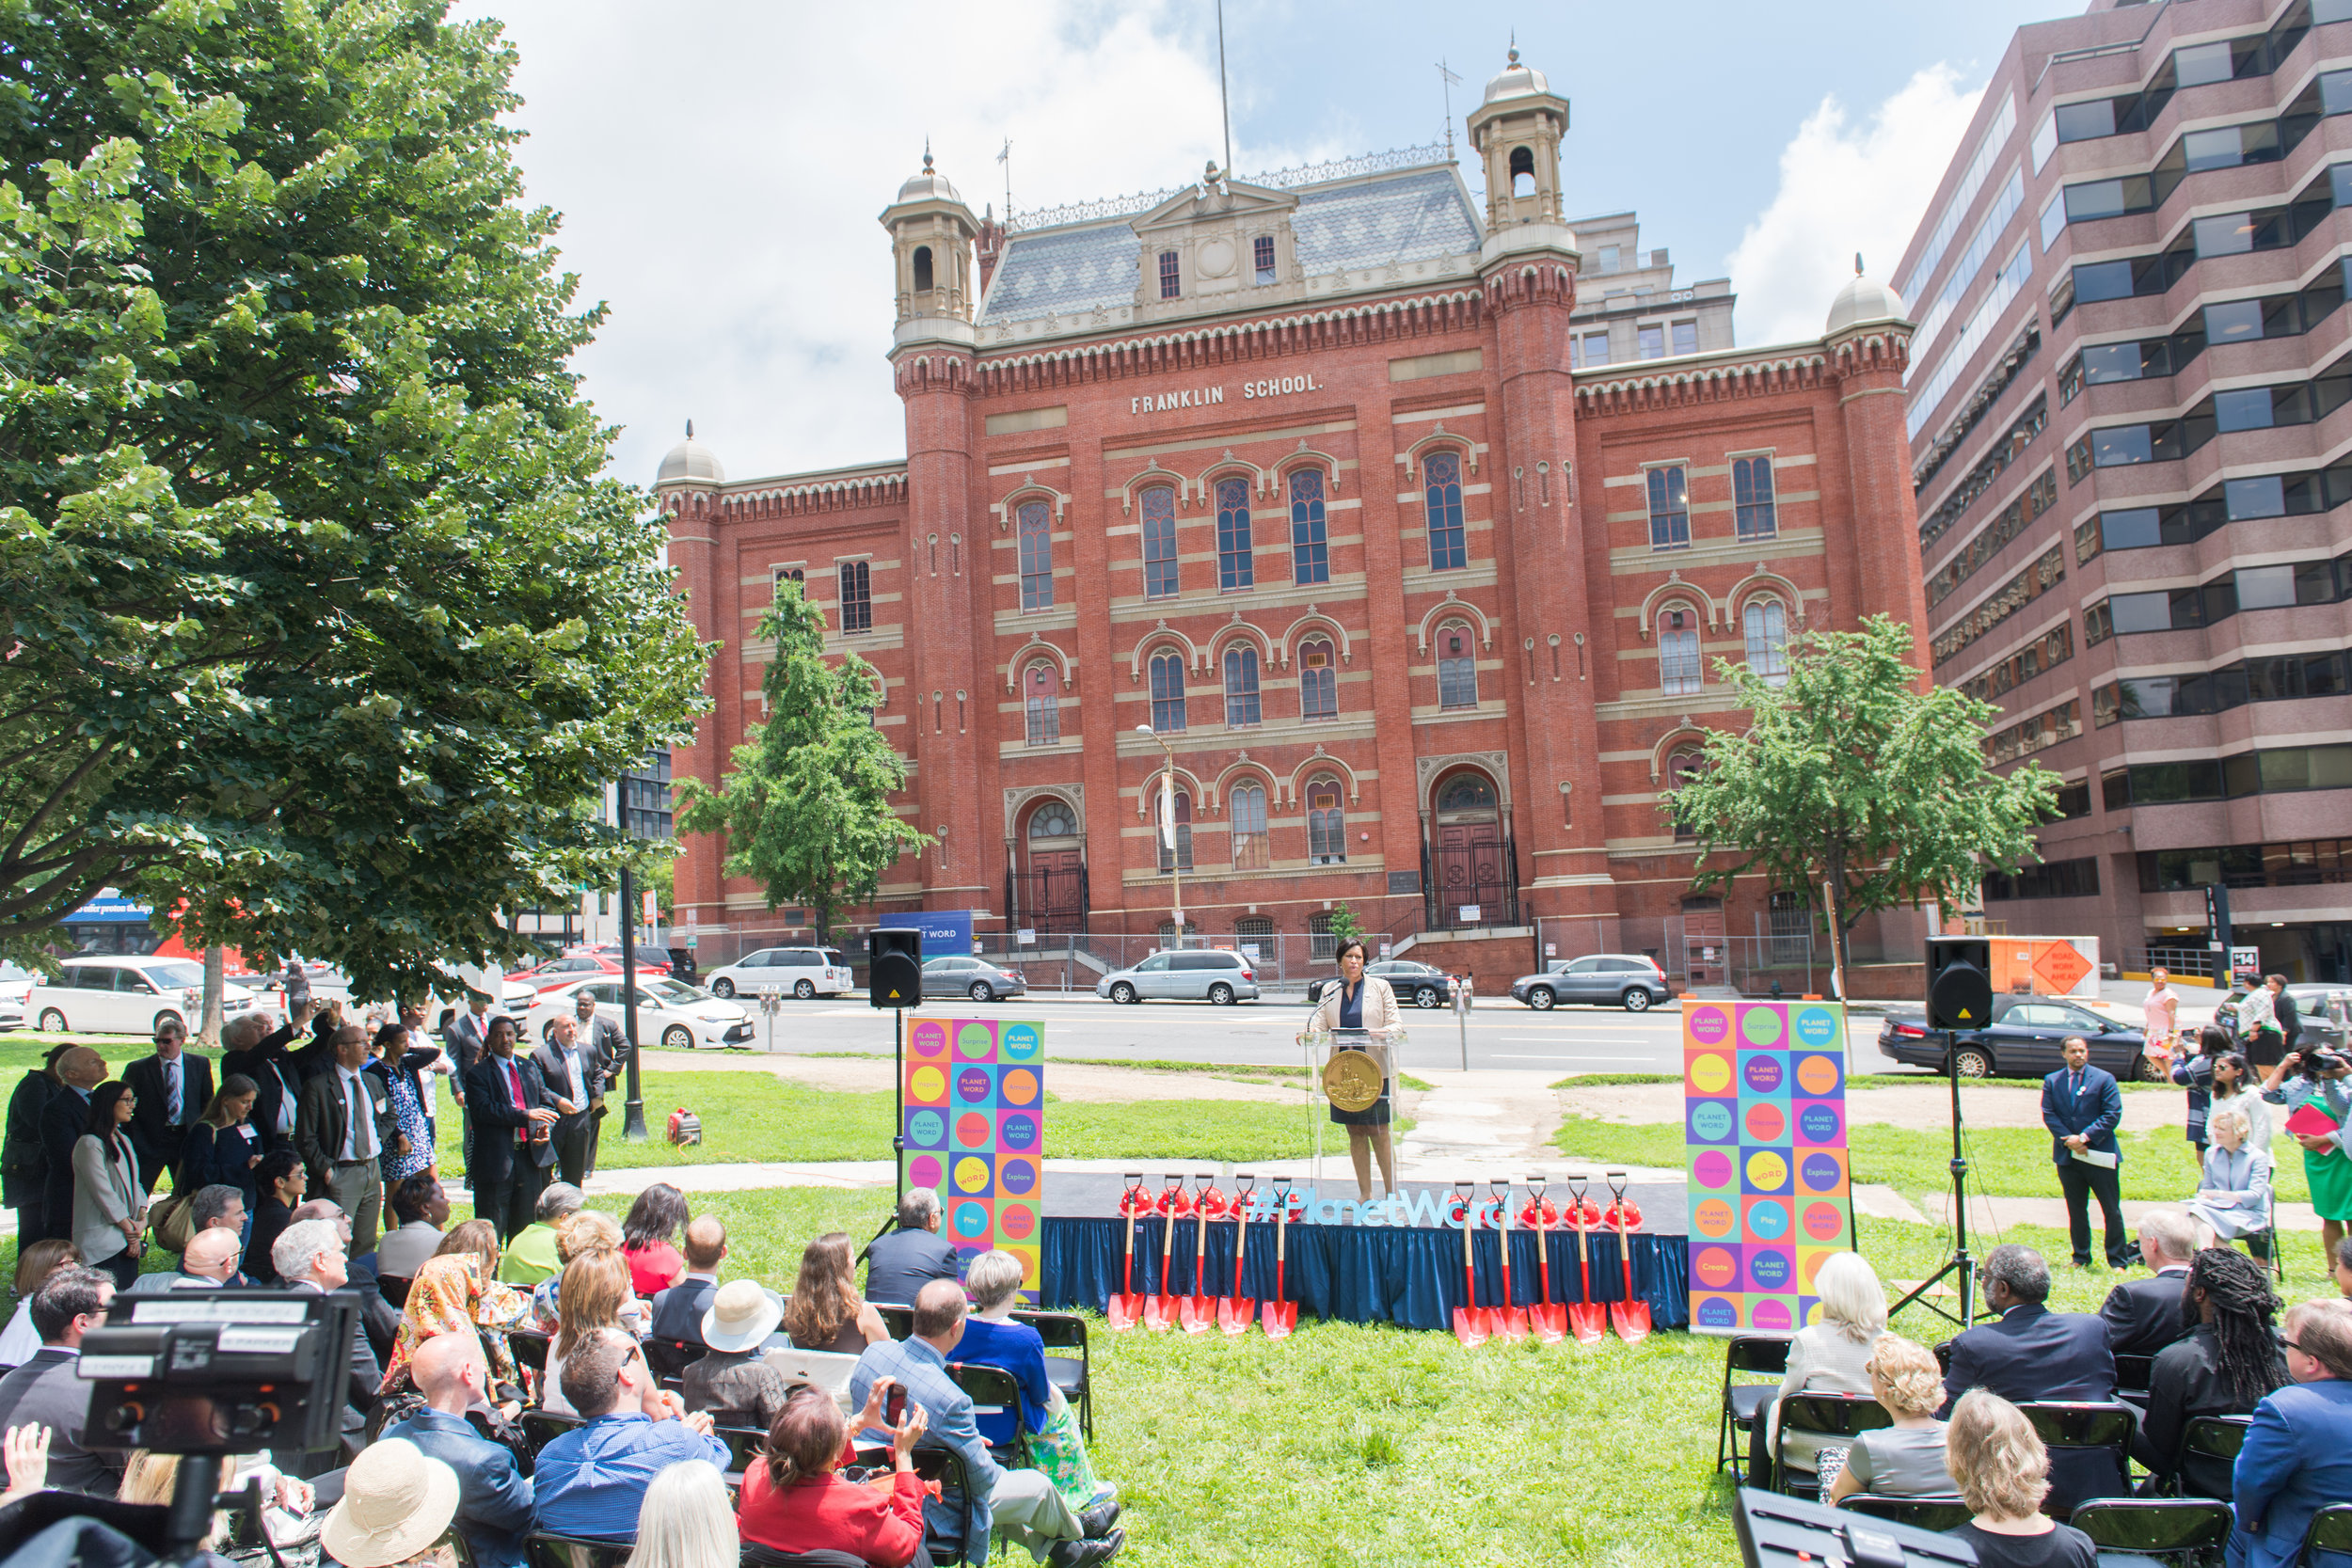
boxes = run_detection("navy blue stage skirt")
[1040,1216,1689,1333]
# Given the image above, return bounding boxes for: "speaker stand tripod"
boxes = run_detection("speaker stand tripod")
[1889,1030,1978,1328]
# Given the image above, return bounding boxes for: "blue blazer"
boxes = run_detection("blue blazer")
[2231,1379,2352,1568]
[379,1407,533,1568]
[2042,1064,2124,1164]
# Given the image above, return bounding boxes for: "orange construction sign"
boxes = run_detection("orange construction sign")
[1989,937,2099,998]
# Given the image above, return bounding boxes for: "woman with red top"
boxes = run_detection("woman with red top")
[737,1382,930,1568]
[620,1182,690,1296]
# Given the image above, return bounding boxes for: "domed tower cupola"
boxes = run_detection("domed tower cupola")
[880,145,979,336]
[656,420,724,488]
[1466,44,1571,232]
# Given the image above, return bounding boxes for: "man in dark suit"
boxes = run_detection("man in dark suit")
[123,1018,215,1194]
[37,1048,106,1243]
[462,1017,557,1243]
[294,1022,398,1255]
[568,989,628,1179]
[273,1215,381,1470]
[530,1014,604,1189]
[0,1265,124,1493]
[2267,975,2304,1053]
[2043,1035,2129,1269]
[221,1002,314,1156]
[649,1215,728,1349]
[2101,1208,2199,1361]
[864,1187,961,1306]
[1942,1243,2120,1512]
[447,992,493,1173]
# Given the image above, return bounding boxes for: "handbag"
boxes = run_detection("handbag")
[150,1187,198,1252]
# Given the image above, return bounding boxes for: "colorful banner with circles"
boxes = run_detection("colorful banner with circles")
[1683,999,1851,1336]
[902,1016,1045,1301]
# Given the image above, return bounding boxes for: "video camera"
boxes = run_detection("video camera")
[78,1290,358,1459]
[1735,1489,1977,1568]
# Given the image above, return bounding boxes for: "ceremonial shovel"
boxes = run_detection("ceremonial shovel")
[1218,1173,1257,1335]
[1450,1180,1490,1347]
[1489,1180,1529,1342]
[1106,1173,1147,1331]
[1180,1174,1222,1334]
[1565,1173,1606,1346]
[1261,1176,1298,1339]
[1604,1169,1651,1344]
[1520,1177,1566,1344]
[1144,1175,1186,1331]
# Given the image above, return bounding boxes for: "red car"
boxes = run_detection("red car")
[506,953,628,990]
[568,943,674,974]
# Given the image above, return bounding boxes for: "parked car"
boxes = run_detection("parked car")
[0,961,38,1029]
[1304,961,1455,1009]
[524,976,754,1052]
[1877,993,2157,1081]
[922,956,1029,1004]
[1096,950,1260,1006]
[27,956,257,1037]
[2214,982,2352,1051]
[506,953,628,990]
[1510,955,1669,1012]
[705,945,852,1000]
[567,943,674,975]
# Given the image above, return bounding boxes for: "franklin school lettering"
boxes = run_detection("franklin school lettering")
[1128,372,1326,417]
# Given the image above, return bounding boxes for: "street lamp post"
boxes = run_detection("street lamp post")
[1135,724,1184,946]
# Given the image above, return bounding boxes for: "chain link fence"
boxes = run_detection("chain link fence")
[676,927,1392,998]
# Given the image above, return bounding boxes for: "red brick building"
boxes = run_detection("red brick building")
[660,51,1933,982]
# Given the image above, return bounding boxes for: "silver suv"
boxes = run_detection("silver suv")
[1511,954,1670,1012]
[1096,950,1261,1006]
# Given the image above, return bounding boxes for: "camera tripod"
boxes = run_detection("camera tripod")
[1888,1031,1979,1328]
[161,1457,287,1567]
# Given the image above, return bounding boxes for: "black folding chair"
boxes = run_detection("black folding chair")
[2018,1402,2135,1515]
[2068,1497,2233,1562]
[1773,1393,1892,1500]
[519,1408,582,1462]
[1716,1334,1791,1482]
[523,1532,630,1568]
[379,1274,412,1310]
[874,1303,914,1341]
[2113,1353,2155,1402]
[509,1328,552,1376]
[2176,1414,2251,1499]
[913,1438,979,1568]
[2301,1501,2352,1566]
[1016,1307,1093,1439]
[949,1361,1029,1465]
[1836,1495,1973,1533]
[643,1337,705,1381]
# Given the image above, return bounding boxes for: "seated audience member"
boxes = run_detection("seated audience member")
[2136,1247,2287,1497]
[1751,1251,1886,1490]
[274,1217,382,1456]
[649,1214,727,1348]
[1942,1389,2098,1568]
[1825,1335,1955,1503]
[2188,1106,2275,1259]
[2229,1297,2352,1568]
[0,1266,121,1493]
[959,1249,1115,1513]
[851,1279,1120,1567]
[123,1227,242,1293]
[864,1187,958,1307]
[531,1326,728,1542]
[436,1217,504,1280]
[2099,1208,2199,1358]
[621,1183,691,1296]
[378,1174,453,1280]
[627,1457,736,1568]
[532,1209,624,1330]
[678,1280,791,1427]
[378,1253,535,1423]
[0,1242,79,1369]
[495,1181,580,1288]
[543,1248,649,1417]
[119,1451,313,1547]
[737,1385,929,1567]
[380,1332,534,1568]
[245,1148,306,1284]
[1940,1244,2116,1412]
[183,1182,249,1251]
[784,1230,891,1354]
[318,1435,464,1568]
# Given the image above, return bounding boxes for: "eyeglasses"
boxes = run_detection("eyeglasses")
[2283,1338,2305,1353]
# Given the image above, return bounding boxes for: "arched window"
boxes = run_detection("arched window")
[1659,605,1702,695]
[1223,644,1261,727]
[1027,798,1077,840]
[1437,774,1498,815]
[1424,451,1466,570]
[1664,749,1705,840]
[1437,623,1478,709]
[1141,484,1179,598]
[1231,782,1269,869]
[1509,146,1535,199]
[1743,599,1789,686]
[1216,477,1254,590]
[1235,914,1276,940]
[1646,466,1690,550]
[1017,500,1053,610]
[1308,911,1340,962]
[837,561,872,633]
[1734,456,1777,540]
[1306,775,1345,864]
[1298,636,1337,720]
[913,246,933,293]
[1156,788,1193,873]
[1024,662,1059,746]
[1289,469,1328,585]
[1149,650,1187,732]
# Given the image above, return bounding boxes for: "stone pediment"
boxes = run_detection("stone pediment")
[1132,179,1297,235]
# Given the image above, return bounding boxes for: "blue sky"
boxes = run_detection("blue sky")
[459,0,2072,487]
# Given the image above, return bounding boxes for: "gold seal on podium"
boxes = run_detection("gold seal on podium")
[1323,1048,1384,1113]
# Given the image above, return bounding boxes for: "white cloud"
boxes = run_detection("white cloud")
[458,1,1347,489]
[1724,65,1983,348]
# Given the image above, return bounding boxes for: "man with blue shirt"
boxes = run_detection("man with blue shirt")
[532,1326,727,1542]
[2043,1035,2128,1269]
[850,1279,1121,1567]
[381,1332,533,1568]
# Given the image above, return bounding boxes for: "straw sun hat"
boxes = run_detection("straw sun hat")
[702,1278,787,1353]
[319,1437,460,1568]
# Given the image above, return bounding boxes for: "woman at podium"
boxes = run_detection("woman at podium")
[1309,939,1401,1200]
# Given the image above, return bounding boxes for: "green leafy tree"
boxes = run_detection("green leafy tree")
[1666,616,2059,993]
[673,582,927,942]
[1327,901,1365,952]
[0,2,707,992]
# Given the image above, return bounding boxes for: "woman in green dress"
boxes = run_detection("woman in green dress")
[2261,1049,2352,1262]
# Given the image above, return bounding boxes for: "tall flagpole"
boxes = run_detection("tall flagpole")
[1216,0,1232,176]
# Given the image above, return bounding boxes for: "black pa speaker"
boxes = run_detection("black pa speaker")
[1926,936,1993,1032]
[868,928,921,1010]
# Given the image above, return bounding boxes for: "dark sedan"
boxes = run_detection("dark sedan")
[1878,993,2158,1081]
[919,955,1028,1003]
[1304,960,1455,1009]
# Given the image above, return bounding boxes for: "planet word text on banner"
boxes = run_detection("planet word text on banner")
[1683,1000,1851,1334]
[901,1016,1045,1299]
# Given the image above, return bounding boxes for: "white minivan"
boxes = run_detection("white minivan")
[704,945,852,1000]
[28,956,258,1037]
